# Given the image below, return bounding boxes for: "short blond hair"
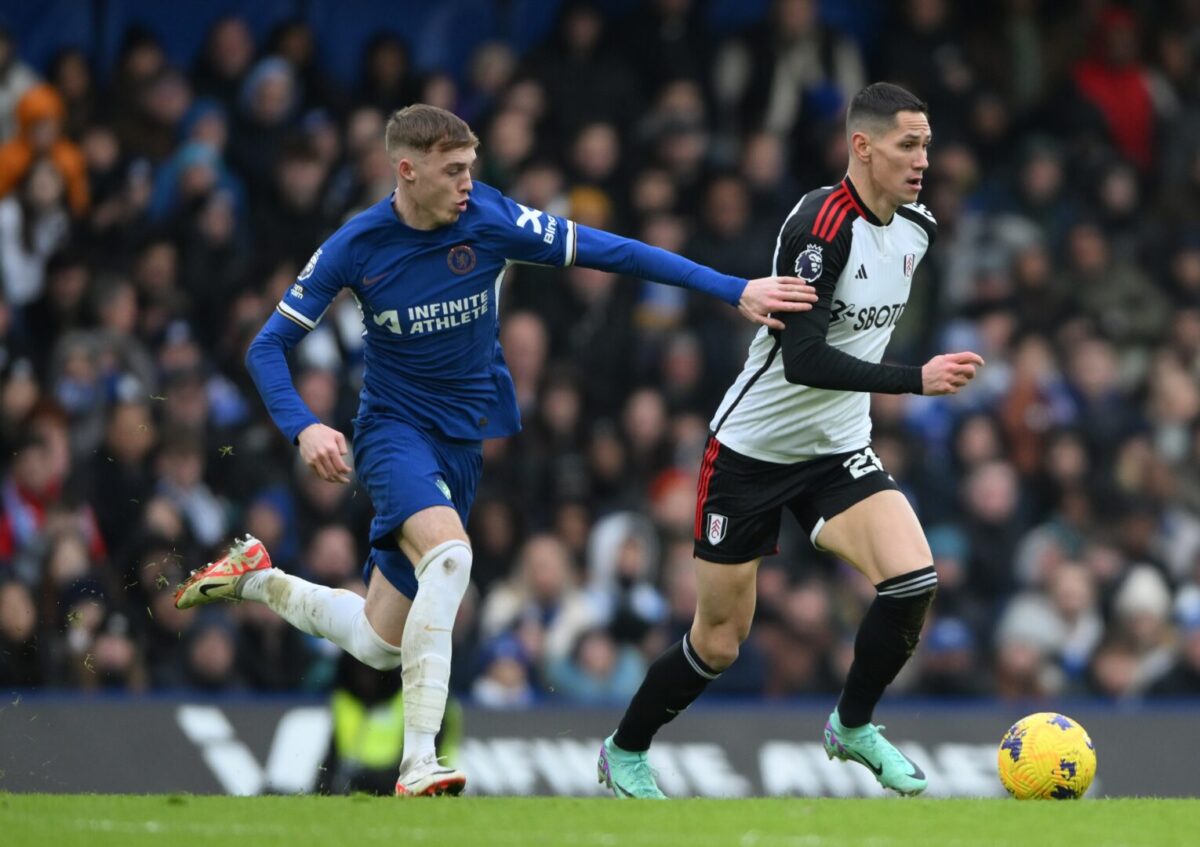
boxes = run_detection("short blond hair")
[385,104,479,158]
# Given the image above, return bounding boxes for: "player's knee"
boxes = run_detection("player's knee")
[353,611,404,670]
[415,539,473,594]
[877,565,937,654]
[691,623,743,671]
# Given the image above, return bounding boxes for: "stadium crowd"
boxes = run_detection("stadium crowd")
[1,0,1199,708]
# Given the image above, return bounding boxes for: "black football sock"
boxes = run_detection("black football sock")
[837,566,938,728]
[613,632,720,752]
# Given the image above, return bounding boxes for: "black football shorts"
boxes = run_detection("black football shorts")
[692,435,900,564]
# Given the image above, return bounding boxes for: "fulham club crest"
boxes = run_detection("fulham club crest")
[706,513,728,545]
[903,253,916,278]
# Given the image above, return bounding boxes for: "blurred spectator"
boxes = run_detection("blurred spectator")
[472,632,536,708]
[622,0,714,96]
[252,141,333,268]
[183,614,244,690]
[962,460,1026,600]
[529,2,641,139]
[0,156,72,309]
[585,511,666,646]
[685,174,777,284]
[0,84,88,215]
[479,533,599,666]
[1064,221,1169,350]
[356,33,418,114]
[1071,7,1158,172]
[87,612,146,691]
[193,17,255,112]
[88,400,158,554]
[913,617,988,697]
[0,579,41,686]
[460,41,517,127]
[1149,599,1200,696]
[715,0,865,142]
[267,19,342,115]
[154,427,227,549]
[229,57,299,204]
[544,626,646,702]
[1106,564,1176,694]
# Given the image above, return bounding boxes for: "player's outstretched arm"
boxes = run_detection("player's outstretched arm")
[572,225,816,327]
[920,351,985,395]
[738,276,819,330]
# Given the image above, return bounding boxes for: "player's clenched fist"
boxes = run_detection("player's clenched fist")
[298,423,353,484]
[921,351,985,395]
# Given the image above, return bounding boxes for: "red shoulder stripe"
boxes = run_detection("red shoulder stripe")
[824,201,857,241]
[816,194,852,240]
[812,188,848,241]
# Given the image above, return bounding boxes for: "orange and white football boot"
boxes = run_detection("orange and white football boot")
[174,534,274,610]
[394,753,467,797]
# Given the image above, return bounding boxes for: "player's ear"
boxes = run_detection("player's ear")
[850,130,871,164]
[396,156,416,183]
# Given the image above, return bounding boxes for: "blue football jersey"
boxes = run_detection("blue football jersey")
[274,182,576,440]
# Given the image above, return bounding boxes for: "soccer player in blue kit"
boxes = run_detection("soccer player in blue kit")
[174,104,817,796]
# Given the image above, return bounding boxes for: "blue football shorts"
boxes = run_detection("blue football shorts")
[352,415,482,599]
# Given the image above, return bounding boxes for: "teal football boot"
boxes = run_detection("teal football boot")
[597,735,667,799]
[824,710,928,796]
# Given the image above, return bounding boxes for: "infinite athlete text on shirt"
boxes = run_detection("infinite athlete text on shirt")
[405,290,490,334]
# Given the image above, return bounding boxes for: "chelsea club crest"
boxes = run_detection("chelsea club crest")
[447,244,477,275]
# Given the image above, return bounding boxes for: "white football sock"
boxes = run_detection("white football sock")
[401,540,472,762]
[240,570,403,670]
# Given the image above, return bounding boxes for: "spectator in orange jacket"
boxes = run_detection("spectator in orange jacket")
[0,83,89,215]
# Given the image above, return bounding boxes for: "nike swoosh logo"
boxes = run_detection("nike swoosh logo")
[902,756,925,780]
[846,749,883,776]
[423,625,452,633]
[362,273,386,287]
[199,582,229,596]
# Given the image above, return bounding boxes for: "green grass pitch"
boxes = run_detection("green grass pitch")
[3,795,1197,847]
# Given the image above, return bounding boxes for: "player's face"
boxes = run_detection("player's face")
[411,146,477,226]
[871,110,931,204]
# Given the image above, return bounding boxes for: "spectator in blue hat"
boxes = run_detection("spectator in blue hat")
[914,616,987,697]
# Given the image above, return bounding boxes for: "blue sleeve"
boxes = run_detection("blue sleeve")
[245,312,321,443]
[248,238,353,443]
[484,188,576,266]
[574,225,747,306]
[275,239,354,330]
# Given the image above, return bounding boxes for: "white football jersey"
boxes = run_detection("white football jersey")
[711,177,935,464]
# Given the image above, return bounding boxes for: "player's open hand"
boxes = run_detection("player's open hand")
[298,423,353,484]
[738,276,818,330]
[922,351,985,395]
